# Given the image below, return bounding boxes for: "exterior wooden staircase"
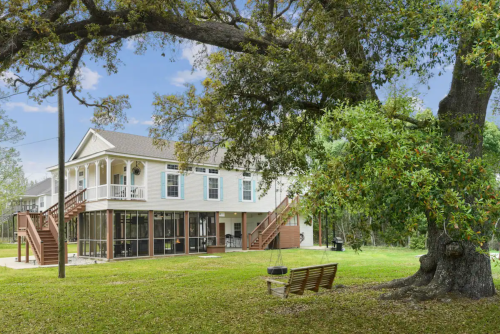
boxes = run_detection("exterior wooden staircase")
[17,189,86,265]
[248,196,299,250]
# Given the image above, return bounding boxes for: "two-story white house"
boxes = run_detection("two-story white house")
[20,178,52,213]
[46,129,313,260]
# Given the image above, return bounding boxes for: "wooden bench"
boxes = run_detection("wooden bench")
[266,263,338,298]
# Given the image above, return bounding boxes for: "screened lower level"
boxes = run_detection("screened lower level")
[79,211,107,258]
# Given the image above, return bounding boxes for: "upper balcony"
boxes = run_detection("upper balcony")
[53,157,148,202]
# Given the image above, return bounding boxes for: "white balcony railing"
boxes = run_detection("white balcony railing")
[87,187,97,201]
[110,184,127,200]
[65,184,145,202]
[97,185,108,199]
[131,185,146,200]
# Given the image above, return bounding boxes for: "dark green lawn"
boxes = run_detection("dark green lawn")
[0,247,498,333]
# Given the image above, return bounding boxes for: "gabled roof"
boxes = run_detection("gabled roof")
[70,129,225,165]
[69,128,114,161]
[24,178,52,197]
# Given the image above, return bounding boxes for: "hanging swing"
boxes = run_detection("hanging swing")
[267,178,288,276]
[267,231,288,275]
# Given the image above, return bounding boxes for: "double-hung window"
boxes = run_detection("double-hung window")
[242,180,252,201]
[167,174,180,198]
[208,177,219,200]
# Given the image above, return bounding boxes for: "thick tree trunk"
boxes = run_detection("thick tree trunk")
[378,39,499,301]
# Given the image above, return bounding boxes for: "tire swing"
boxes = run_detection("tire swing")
[267,178,288,276]
[267,232,288,275]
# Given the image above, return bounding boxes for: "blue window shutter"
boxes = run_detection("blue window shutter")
[220,177,223,201]
[161,172,166,199]
[203,176,207,201]
[238,179,242,202]
[252,180,256,202]
[180,174,185,200]
[119,175,124,185]
[131,172,135,186]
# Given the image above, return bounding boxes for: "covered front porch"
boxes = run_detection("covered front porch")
[52,157,148,203]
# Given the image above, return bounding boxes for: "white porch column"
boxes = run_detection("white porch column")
[95,161,100,193]
[106,157,113,199]
[126,160,132,200]
[84,164,89,187]
[84,164,89,200]
[74,166,79,191]
[65,169,69,194]
[51,173,55,197]
[144,161,148,201]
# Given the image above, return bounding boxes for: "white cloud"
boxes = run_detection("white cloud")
[444,64,454,71]
[142,120,154,125]
[170,69,208,87]
[0,71,16,86]
[126,38,135,50]
[77,67,101,90]
[169,43,214,87]
[43,105,58,113]
[5,102,57,113]
[129,117,139,125]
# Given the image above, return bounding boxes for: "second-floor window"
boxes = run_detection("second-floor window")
[208,177,219,200]
[242,180,252,201]
[167,174,179,198]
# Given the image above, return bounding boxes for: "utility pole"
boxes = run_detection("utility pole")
[58,86,66,279]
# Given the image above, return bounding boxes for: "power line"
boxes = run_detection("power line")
[8,137,58,148]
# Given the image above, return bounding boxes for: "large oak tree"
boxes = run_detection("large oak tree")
[2,0,500,300]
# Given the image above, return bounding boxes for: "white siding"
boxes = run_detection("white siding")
[73,134,111,159]
[300,216,314,247]
[100,160,289,212]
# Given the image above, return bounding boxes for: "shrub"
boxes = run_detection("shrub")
[410,234,426,250]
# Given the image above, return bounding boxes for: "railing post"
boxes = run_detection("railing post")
[25,240,29,263]
[40,243,44,266]
[259,232,263,249]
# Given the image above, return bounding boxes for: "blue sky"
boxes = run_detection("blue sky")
[1,41,210,181]
[0,40,496,182]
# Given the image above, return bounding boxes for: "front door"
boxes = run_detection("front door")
[219,223,225,246]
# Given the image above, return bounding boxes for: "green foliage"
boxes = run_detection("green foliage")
[483,121,500,173]
[410,234,427,250]
[0,109,26,213]
[295,94,500,250]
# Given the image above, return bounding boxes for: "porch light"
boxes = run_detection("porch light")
[176,239,181,244]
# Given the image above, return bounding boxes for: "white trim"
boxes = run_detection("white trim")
[242,179,253,202]
[68,128,115,161]
[207,176,220,201]
[165,173,181,199]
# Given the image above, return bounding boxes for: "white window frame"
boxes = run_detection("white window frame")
[195,167,207,174]
[208,168,219,175]
[167,164,179,171]
[207,176,219,201]
[243,172,252,178]
[165,170,181,199]
[242,180,252,202]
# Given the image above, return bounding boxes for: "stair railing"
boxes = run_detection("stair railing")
[42,190,76,227]
[249,197,289,247]
[26,214,44,265]
[260,196,299,247]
